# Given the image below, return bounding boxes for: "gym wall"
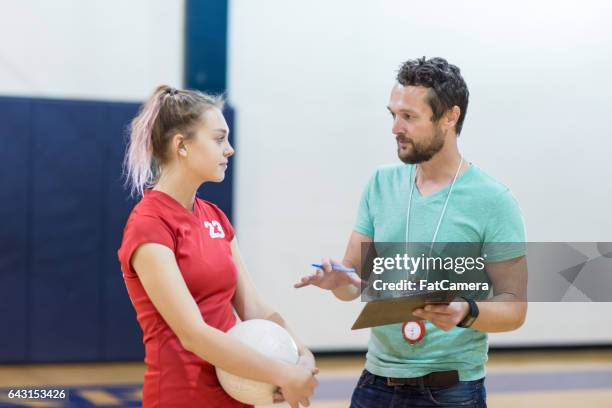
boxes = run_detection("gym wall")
[0,0,183,101]
[228,0,612,350]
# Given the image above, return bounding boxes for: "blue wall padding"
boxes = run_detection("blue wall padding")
[103,105,145,360]
[0,98,31,362]
[185,0,229,94]
[29,100,107,361]
[0,96,234,363]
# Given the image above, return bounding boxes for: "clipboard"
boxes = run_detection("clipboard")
[351,290,458,330]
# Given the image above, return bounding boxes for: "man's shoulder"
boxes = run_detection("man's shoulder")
[376,162,410,173]
[467,164,513,198]
[370,163,410,182]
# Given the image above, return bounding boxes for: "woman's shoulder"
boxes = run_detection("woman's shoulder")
[118,194,178,268]
[130,190,175,217]
[195,197,227,217]
[122,194,177,237]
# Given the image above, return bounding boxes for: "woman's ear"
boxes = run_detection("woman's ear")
[172,133,187,157]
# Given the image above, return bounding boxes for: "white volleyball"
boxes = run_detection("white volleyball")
[216,319,299,405]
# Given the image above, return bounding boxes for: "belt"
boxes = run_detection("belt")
[385,370,459,387]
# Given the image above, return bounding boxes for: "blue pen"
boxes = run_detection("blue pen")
[311,263,356,273]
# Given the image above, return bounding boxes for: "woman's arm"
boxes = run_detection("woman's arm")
[131,243,317,407]
[231,239,316,369]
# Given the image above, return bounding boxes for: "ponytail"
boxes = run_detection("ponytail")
[124,85,168,197]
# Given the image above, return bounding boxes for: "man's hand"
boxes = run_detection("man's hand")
[412,300,470,332]
[294,258,363,291]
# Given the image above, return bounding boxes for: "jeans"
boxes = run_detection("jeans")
[350,370,487,408]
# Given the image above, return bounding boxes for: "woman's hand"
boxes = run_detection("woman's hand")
[277,364,319,408]
[297,348,316,371]
[274,349,318,404]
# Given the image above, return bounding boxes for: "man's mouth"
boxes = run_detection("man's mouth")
[397,139,412,148]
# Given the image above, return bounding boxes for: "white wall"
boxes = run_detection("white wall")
[229,0,612,349]
[0,0,184,101]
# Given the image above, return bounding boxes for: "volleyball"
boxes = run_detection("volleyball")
[216,319,299,405]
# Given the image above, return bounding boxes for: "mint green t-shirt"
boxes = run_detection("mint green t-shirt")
[354,163,526,381]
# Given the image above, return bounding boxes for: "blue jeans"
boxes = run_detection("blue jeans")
[350,370,487,408]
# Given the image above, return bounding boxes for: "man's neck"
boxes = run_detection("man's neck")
[417,152,463,184]
[416,141,466,185]
[413,141,469,199]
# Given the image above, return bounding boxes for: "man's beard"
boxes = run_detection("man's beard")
[397,126,445,164]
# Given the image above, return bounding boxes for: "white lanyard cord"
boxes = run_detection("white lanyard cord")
[404,157,464,278]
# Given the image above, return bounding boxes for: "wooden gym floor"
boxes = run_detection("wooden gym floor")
[1,350,611,407]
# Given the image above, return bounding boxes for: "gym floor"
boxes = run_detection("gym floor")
[1,350,611,407]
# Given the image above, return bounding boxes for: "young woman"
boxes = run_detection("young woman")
[118,85,318,408]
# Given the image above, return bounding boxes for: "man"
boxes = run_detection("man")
[295,57,527,407]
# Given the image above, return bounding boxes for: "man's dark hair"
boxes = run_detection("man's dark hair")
[397,57,469,135]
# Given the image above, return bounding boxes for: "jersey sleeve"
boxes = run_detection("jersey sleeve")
[482,189,527,262]
[354,171,376,238]
[118,215,177,276]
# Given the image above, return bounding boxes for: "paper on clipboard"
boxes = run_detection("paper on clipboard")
[351,290,458,330]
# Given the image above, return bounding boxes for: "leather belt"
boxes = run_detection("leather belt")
[386,370,459,387]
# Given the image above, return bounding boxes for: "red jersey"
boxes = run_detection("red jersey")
[118,189,250,408]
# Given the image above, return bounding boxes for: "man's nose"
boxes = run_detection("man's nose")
[392,118,403,136]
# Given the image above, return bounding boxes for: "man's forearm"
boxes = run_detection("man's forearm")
[470,295,527,332]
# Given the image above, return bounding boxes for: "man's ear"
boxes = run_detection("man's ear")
[445,106,461,132]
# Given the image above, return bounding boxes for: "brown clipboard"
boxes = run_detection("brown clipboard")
[351,290,458,330]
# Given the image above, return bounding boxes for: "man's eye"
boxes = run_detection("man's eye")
[403,114,411,120]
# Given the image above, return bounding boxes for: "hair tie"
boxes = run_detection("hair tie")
[167,88,178,96]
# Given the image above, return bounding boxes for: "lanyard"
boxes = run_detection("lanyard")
[404,157,464,278]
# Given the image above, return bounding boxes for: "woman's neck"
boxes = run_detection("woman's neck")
[154,167,200,212]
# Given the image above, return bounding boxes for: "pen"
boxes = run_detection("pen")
[311,263,356,273]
